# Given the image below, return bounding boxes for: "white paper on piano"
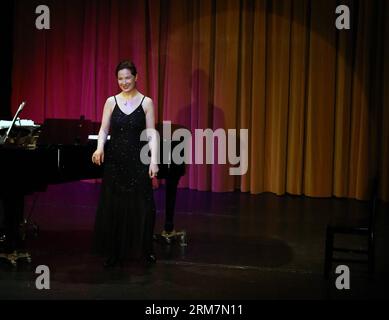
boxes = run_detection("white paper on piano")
[88,135,111,140]
[0,119,38,129]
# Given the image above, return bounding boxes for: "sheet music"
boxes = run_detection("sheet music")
[0,119,38,129]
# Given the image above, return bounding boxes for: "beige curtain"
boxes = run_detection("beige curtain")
[158,0,388,201]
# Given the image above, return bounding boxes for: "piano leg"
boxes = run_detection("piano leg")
[0,195,31,266]
[0,199,5,245]
[164,175,180,233]
[155,176,187,247]
[3,195,25,252]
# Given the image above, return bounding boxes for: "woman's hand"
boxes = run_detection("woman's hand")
[149,163,159,178]
[92,149,104,166]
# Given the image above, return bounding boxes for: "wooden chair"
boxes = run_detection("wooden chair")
[323,183,378,279]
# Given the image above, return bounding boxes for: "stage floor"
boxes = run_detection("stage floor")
[0,181,388,300]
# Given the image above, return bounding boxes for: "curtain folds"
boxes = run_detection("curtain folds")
[11,0,388,201]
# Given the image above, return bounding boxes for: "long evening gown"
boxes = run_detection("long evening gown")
[93,95,156,262]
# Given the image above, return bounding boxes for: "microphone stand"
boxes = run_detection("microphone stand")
[0,101,26,145]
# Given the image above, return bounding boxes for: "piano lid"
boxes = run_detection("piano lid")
[37,117,96,146]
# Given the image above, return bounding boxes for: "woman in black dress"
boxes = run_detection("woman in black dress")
[91,60,158,267]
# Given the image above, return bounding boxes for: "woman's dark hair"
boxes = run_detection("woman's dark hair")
[115,60,137,77]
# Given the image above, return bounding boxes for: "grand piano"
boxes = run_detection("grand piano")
[0,117,186,265]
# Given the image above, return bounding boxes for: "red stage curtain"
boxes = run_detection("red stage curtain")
[11,0,389,201]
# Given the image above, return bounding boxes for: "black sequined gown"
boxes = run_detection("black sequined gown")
[93,95,156,261]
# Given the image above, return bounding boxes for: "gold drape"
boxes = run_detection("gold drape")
[158,0,388,201]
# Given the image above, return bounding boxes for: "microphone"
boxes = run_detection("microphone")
[17,101,26,113]
[0,101,27,144]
